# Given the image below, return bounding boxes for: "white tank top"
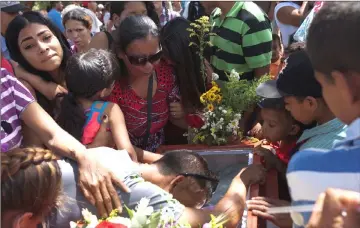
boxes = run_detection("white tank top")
[274,2,301,48]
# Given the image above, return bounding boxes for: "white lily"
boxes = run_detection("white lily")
[81,208,98,227]
[131,198,154,227]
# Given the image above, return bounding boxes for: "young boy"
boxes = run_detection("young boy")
[255,88,307,201]
[261,50,347,151]
[270,34,284,79]
[255,84,304,174]
[286,2,360,227]
[247,49,348,227]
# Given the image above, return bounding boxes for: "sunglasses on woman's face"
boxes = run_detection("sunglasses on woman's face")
[126,49,163,66]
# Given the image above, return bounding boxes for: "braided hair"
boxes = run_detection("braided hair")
[56,49,120,141]
[1,148,62,224]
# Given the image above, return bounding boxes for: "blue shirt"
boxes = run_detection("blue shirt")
[287,118,360,227]
[297,118,347,150]
[47,8,65,33]
[1,36,10,60]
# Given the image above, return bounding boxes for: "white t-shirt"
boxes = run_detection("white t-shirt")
[274,2,301,48]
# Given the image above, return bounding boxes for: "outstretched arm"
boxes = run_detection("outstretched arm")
[181,164,267,227]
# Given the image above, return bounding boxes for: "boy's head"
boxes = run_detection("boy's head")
[257,50,328,125]
[256,86,302,143]
[271,34,283,63]
[307,2,360,125]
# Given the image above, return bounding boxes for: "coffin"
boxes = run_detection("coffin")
[157,143,279,228]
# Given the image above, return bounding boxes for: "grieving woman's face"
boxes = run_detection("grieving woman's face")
[18,23,63,72]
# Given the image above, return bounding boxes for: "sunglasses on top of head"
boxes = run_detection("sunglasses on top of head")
[126,49,163,66]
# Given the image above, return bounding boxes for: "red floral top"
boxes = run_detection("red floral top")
[107,61,180,152]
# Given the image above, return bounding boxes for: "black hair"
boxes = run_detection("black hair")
[56,49,120,141]
[188,1,207,22]
[62,8,93,29]
[110,1,160,27]
[154,150,218,200]
[5,11,71,115]
[307,2,360,76]
[114,15,159,77]
[160,17,206,112]
[272,34,281,47]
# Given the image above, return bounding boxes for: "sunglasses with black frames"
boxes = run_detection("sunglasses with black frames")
[179,172,219,196]
[126,49,163,66]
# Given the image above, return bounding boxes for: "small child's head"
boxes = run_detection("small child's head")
[257,50,329,125]
[57,49,119,140]
[271,34,283,63]
[256,85,302,142]
[1,148,62,228]
[307,2,360,125]
[65,48,119,99]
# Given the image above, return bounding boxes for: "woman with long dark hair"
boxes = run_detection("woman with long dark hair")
[88,1,159,50]
[107,15,186,152]
[6,11,71,114]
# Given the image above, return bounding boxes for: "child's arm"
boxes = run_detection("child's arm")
[108,103,138,162]
[133,146,163,163]
[254,144,287,174]
[13,64,67,100]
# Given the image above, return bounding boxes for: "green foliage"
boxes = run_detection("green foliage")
[221,74,271,114]
[187,16,214,89]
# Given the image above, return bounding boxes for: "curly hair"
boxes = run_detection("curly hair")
[1,147,62,221]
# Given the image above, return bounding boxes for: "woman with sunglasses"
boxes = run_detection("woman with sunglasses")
[107,15,186,152]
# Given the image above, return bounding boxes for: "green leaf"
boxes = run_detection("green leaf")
[124,205,134,219]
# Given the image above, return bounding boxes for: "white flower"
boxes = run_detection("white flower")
[212,73,219,80]
[222,110,227,114]
[220,118,224,122]
[229,69,240,81]
[131,198,154,227]
[69,221,78,228]
[108,217,132,226]
[81,208,98,226]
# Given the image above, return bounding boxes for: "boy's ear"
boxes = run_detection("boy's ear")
[305,96,318,110]
[289,124,301,136]
[333,71,360,103]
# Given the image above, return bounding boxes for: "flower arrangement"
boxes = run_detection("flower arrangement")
[185,16,270,145]
[70,197,227,228]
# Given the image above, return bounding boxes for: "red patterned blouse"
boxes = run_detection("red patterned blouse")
[107,61,180,152]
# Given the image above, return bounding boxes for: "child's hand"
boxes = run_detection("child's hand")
[238,164,267,186]
[246,197,292,228]
[254,144,280,171]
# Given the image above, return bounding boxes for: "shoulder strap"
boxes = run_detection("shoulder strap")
[104,31,113,50]
[142,74,154,148]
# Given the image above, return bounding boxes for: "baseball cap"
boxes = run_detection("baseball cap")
[256,50,322,100]
[0,1,26,13]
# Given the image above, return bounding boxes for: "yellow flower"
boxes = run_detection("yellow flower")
[208,93,217,102]
[200,94,206,104]
[207,104,214,111]
[211,81,218,87]
[216,95,222,103]
[211,87,220,93]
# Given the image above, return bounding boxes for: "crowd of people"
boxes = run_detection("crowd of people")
[1,1,359,228]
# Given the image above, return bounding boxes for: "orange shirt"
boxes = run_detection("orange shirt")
[270,59,284,79]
